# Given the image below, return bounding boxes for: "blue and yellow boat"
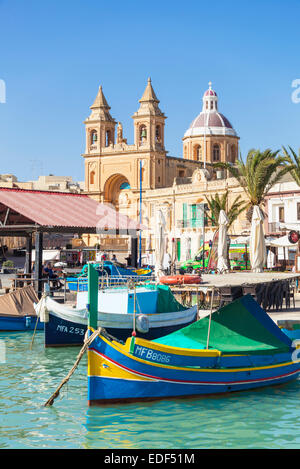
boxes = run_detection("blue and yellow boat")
[87,295,300,405]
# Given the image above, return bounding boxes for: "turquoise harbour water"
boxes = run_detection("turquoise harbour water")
[0,331,300,449]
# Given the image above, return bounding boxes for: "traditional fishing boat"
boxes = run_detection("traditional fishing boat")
[37,284,197,347]
[277,320,300,341]
[0,286,43,331]
[66,261,153,291]
[87,294,300,405]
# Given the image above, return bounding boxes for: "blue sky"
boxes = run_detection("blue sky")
[0,0,299,182]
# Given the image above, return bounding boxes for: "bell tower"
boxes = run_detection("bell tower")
[132,78,167,188]
[84,85,116,155]
[83,85,117,200]
[132,78,166,150]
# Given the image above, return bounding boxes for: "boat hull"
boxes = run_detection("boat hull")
[44,307,197,347]
[0,315,43,331]
[87,331,300,405]
[88,367,300,405]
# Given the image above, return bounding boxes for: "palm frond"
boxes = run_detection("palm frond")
[205,191,247,228]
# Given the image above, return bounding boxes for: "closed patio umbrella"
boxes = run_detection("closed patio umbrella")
[250,205,267,273]
[154,209,166,277]
[181,232,191,262]
[191,232,202,259]
[217,210,229,273]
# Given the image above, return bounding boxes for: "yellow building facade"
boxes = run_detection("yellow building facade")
[83,79,249,259]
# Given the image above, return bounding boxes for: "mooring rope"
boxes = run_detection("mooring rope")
[30,292,47,351]
[44,327,102,407]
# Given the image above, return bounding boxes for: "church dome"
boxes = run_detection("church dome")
[203,88,217,97]
[184,83,237,138]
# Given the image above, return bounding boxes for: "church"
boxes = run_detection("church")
[82,79,248,261]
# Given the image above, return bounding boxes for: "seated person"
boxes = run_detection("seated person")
[43,262,62,289]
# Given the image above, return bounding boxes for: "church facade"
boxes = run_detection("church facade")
[82,79,249,260]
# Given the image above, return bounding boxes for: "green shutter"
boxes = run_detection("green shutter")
[190,204,196,227]
[177,240,181,261]
[183,203,187,228]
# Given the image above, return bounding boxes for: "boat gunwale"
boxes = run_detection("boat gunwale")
[89,328,300,372]
[88,346,300,375]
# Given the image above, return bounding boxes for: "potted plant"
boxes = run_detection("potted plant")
[2,260,16,274]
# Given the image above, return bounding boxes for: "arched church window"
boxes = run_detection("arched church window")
[184,145,188,159]
[213,144,220,162]
[139,125,147,145]
[90,171,95,185]
[231,145,236,162]
[91,130,97,145]
[194,145,202,161]
[155,125,161,143]
[105,130,111,147]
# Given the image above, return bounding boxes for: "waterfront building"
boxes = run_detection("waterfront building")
[0,174,84,193]
[0,175,84,249]
[265,173,300,235]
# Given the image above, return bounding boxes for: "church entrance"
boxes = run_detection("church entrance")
[103,174,131,207]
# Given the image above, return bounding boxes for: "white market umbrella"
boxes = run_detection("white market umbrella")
[217,210,229,273]
[54,261,67,267]
[267,235,296,248]
[154,210,166,277]
[181,232,191,262]
[31,249,60,262]
[191,232,202,259]
[144,235,153,265]
[250,205,267,273]
[232,235,250,245]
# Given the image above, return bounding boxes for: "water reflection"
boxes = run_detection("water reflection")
[83,381,300,449]
[1,331,300,449]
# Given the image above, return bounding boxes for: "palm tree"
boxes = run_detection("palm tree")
[281,146,300,185]
[213,149,290,221]
[205,191,247,228]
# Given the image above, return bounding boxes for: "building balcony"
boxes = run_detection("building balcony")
[174,177,192,186]
[268,222,286,234]
[176,218,212,229]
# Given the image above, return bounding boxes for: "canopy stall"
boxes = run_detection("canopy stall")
[0,188,145,296]
[265,235,297,270]
[266,235,296,248]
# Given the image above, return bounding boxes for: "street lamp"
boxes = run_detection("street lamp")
[139,159,145,267]
[202,203,209,270]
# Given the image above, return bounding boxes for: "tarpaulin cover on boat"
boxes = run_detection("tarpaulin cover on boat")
[0,286,39,317]
[146,284,186,313]
[154,294,292,354]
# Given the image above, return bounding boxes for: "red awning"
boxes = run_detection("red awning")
[0,188,144,233]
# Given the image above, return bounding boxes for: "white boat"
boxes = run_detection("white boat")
[36,285,197,347]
